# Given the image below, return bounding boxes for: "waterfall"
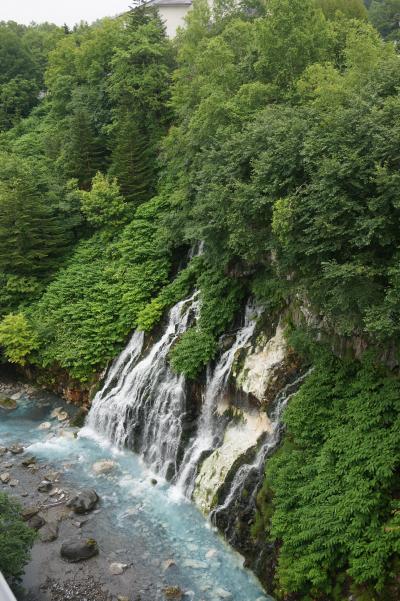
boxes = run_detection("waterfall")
[174,302,260,498]
[210,369,312,534]
[87,294,199,479]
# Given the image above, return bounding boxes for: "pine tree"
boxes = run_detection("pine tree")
[109,111,156,206]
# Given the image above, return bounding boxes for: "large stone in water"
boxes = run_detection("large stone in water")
[92,460,116,475]
[0,398,17,410]
[67,489,99,514]
[38,422,52,430]
[21,456,36,467]
[60,538,99,562]
[38,481,52,493]
[9,444,24,454]
[0,472,10,483]
[109,562,128,575]
[162,586,183,600]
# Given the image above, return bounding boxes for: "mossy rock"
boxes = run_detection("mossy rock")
[69,408,87,428]
[0,397,17,410]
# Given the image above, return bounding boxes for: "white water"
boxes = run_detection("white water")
[88,294,199,478]
[174,302,261,498]
[210,370,312,526]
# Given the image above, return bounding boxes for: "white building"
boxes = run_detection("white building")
[147,0,192,37]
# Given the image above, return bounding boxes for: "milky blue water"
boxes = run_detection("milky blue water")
[0,393,272,601]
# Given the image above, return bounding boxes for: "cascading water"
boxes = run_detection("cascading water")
[210,370,312,537]
[87,294,199,479]
[174,302,261,498]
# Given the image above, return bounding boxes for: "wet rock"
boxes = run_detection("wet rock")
[22,506,40,521]
[216,589,232,599]
[9,444,23,454]
[92,460,116,475]
[0,447,7,456]
[0,472,10,483]
[10,392,22,401]
[163,559,176,571]
[0,398,17,410]
[28,514,45,530]
[51,407,63,419]
[21,456,37,467]
[9,479,19,487]
[38,481,53,493]
[109,562,128,575]
[150,478,158,486]
[40,522,59,542]
[163,586,183,600]
[206,548,218,559]
[60,538,99,562]
[44,470,60,482]
[183,559,207,569]
[67,489,99,514]
[38,422,52,430]
[57,411,69,422]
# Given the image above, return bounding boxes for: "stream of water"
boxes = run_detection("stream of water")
[0,391,271,601]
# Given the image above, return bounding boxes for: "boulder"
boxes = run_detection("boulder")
[38,481,53,493]
[43,471,60,482]
[40,522,59,542]
[163,586,183,600]
[109,562,128,575]
[0,447,7,456]
[28,514,45,530]
[60,539,99,562]
[38,422,52,430]
[21,456,36,467]
[67,489,99,514]
[9,479,19,487]
[21,506,40,521]
[0,398,17,410]
[9,444,23,454]
[0,473,10,484]
[92,460,116,475]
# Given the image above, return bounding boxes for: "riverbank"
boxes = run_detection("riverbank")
[0,380,270,601]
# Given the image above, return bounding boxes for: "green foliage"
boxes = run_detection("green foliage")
[28,196,171,380]
[170,328,218,379]
[266,355,400,598]
[80,173,127,228]
[0,493,37,580]
[369,0,400,41]
[0,313,38,365]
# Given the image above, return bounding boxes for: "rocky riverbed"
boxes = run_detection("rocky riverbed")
[0,378,270,601]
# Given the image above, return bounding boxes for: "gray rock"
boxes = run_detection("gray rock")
[28,514,45,530]
[215,589,232,600]
[0,472,10,484]
[21,506,40,521]
[67,489,99,514]
[60,538,99,562]
[109,562,128,575]
[0,447,7,456]
[38,481,53,493]
[40,522,59,542]
[43,471,60,482]
[9,479,19,487]
[92,460,116,475]
[9,444,23,454]
[21,456,36,467]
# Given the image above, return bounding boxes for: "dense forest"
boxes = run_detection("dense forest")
[0,0,400,599]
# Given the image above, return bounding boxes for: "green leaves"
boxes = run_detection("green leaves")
[0,493,37,581]
[266,357,400,598]
[0,313,38,365]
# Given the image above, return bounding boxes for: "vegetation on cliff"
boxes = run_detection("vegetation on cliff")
[0,0,400,598]
[0,493,36,581]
